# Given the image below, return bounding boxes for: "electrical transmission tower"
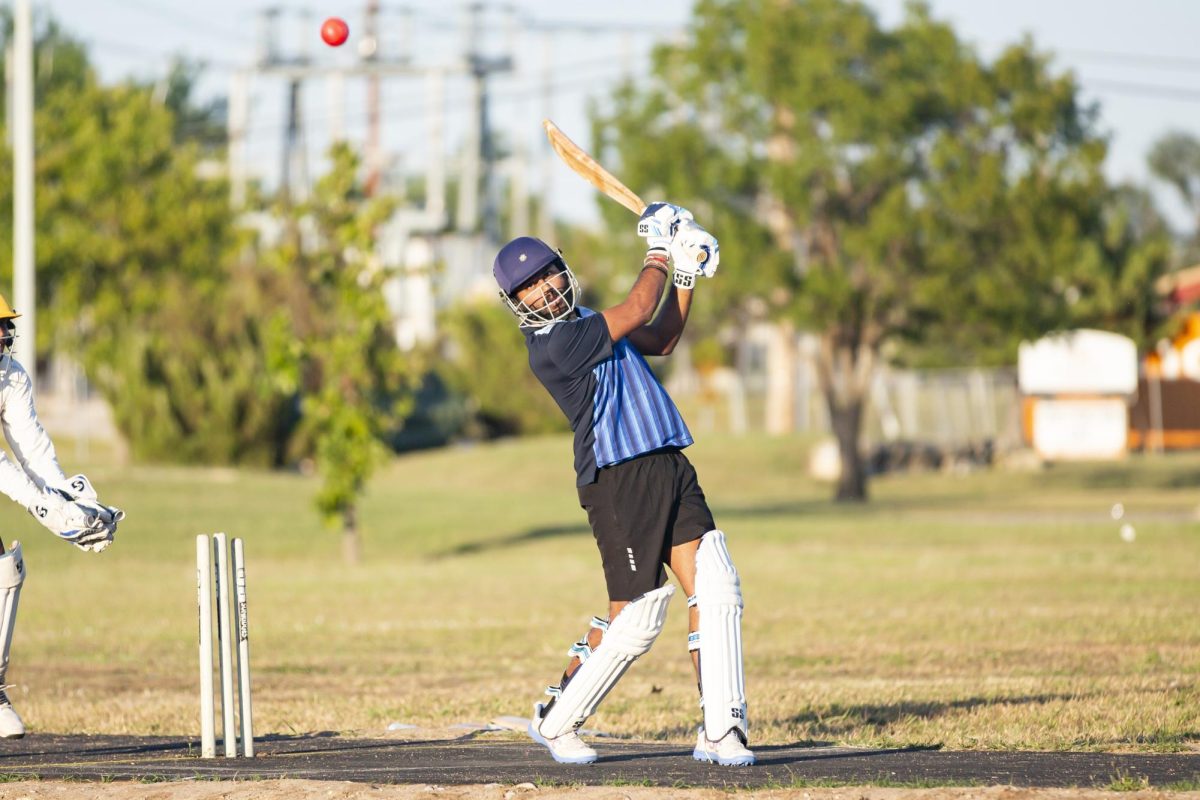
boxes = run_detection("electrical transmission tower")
[225,5,662,348]
[228,4,511,227]
[226,3,518,348]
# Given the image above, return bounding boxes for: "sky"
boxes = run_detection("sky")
[33,0,1200,230]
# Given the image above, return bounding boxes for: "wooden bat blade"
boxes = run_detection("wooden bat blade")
[543,119,646,215]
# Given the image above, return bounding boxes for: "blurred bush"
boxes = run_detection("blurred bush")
[437,303,568,438]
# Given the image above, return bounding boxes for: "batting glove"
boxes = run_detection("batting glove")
[670,221,720,290]
[637,202,694,255]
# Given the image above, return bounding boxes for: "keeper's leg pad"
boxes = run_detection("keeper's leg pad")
[0,543,24,678]
[536,584,674,739]
[694,530,748,742]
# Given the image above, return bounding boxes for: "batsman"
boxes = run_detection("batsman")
[493,204,754,766]
[0,295,123,738]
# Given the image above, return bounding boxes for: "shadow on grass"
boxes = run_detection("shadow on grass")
[433,493,983,560]
[772,693,1088,736]
[711,494,973,520]
[1032,460,1200,491]
[430,523,591,559]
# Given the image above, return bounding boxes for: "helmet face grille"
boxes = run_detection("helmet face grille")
[500,262,581,328]
[0,319,15,354]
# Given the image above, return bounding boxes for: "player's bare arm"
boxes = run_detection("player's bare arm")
[628,284,693,356]
[601,265,668,342]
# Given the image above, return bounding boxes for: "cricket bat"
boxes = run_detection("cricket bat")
[542,119,706,262]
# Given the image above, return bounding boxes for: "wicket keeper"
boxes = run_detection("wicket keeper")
[493,204,754,766]
[0,295,123,738]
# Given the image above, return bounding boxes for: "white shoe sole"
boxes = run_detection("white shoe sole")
[693,745,755,766]
[527,722,597,765]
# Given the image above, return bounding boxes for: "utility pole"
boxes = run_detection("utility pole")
[228,70,250,208]
[13,0,36,386]
[327,69,346,143]
[456,5,481,234]
[425,69,446,222]
[363,0,381,195]
[457,3,512,236]
[537,31,554,240]
[281,79,308,203]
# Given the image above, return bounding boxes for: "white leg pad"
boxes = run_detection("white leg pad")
[695,530,747,741]
[0,543,24,738]
[0,543,25,684]
[536,584,674,739]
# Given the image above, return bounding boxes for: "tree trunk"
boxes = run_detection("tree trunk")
[829,394,867,501]
[765,320,797,435]
[814,330,877,503]
[341,504,361,565]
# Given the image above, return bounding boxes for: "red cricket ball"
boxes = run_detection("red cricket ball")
[321,17,349,47]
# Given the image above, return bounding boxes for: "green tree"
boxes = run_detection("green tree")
[1066,184,1175,347]
[0,23,295,464]
[1148,131,1200,262]
[596,0,1166,500]
[0,15,419,551]
[261,144,418,563]
[159,58,227,150]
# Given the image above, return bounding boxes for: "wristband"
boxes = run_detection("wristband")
[642,261,669,279]
[644,249,669,269]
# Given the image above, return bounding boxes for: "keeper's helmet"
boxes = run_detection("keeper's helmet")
[493,236,581,327]
[0,294,19,355]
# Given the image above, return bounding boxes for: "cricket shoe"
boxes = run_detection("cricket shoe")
[693,726,754,766]
[527,702,597,764]
[0,692,25,739]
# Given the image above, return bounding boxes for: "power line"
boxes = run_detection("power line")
[186,63,1200,143]
[181,57,633,140]
[399,7,682,34]
[83,37,240,72]
[103,0,255,45]
[1059,47,1200,74]
[1081,78,1200,104]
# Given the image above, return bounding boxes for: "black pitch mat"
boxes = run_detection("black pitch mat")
[0,733,1195,788]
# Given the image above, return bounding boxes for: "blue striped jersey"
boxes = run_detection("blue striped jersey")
[523,306,693,486]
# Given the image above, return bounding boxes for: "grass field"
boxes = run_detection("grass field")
[1,433,1196,753]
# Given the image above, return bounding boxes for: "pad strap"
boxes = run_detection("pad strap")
[565,616,610,663]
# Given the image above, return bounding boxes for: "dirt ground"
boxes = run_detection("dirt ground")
[0,783,1198,800]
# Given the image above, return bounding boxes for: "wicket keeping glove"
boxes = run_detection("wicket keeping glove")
[669,221,719,289]
[45,474,124,553]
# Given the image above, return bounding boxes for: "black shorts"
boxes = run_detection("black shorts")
[577,449,716,602]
